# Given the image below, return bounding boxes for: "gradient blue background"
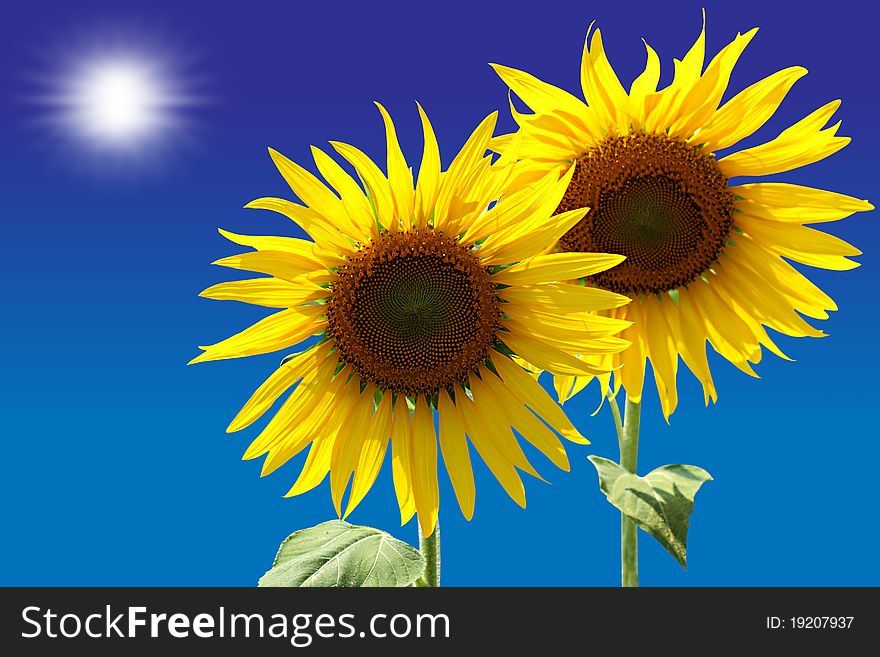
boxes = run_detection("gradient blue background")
[1,0,877,586]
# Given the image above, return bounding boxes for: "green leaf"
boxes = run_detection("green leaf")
[588,457,712,569]
[258,520,425,587]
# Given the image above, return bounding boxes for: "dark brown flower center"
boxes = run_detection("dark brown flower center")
[326,229,501,397]
[557,133,735,296]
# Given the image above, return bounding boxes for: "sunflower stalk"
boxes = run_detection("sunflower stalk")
[415,520,441,587]
[609,393,641,587]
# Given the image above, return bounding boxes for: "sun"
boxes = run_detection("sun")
[30,25,202,170]
[64,57,173,148]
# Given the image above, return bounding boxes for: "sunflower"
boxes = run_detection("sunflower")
[491,16,873,418]
[191,104,631,535]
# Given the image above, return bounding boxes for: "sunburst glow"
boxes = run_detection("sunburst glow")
[64,58,172,147]
[30,27,202,170]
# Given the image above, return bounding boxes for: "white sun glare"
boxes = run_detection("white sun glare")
[30,25,203,173]
[67,58,171,147]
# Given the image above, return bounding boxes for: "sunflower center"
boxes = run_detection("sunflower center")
[557,133,735,296]
[326,229,501,397]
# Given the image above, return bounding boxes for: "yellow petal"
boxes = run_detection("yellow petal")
[218,228,338,268]
[410,396,439,536]
[481,207,588,266]
[228,342,332,433]
[629,40,661,107]
[492,252,626,286]
[671,28,759,139]
[189,304,325,364]
[736,214,861,270]
[241,358,339,460]
[259,413,328,477]
[506,99,586,154]
[718,100,849,178]
[489,131,515,155]
[212,250,328,283]
[490,62,599,139]
[469,374,540,477]
[580,27,631,133]
[644,300,680,419]
[481,372,569,471]
[330,140,395,232]
[734,235,837,319]
[252,362,351,471]
[284,433,336,497]
[674,296,717,406]
[390,397,416,525]
[615,305,647,402]
[199,278,326,308]
[244,197,356,254]
[552,373,576,405]
[414,102,441,229]
[375,102,415,230]
[477,165,582,264]
[345,392,393,517]
[438,390,476,520]
[455,390,527,508]
[506,317,629,355]
[330,383,375,516]
[462,164,564,245]
[310,145,375,242]
[685,281,760,375]
[695,66,807,151]
[502,332,610,377]
[500,283,630,313]
[643,14,705,132]
[675,10,706,89]
[504,305,632,338]
[491,355,588,444]
[709,269,791,362]
[732,183,873,224]
[268,147,347,225]
[434,112,497,234]
[553,372,595,405]
[725,254,827,336]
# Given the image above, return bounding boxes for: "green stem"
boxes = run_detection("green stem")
[415,520,440,587]
[609,394,641,587]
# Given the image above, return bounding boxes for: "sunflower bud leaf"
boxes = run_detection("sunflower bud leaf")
[258,520,425,587]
